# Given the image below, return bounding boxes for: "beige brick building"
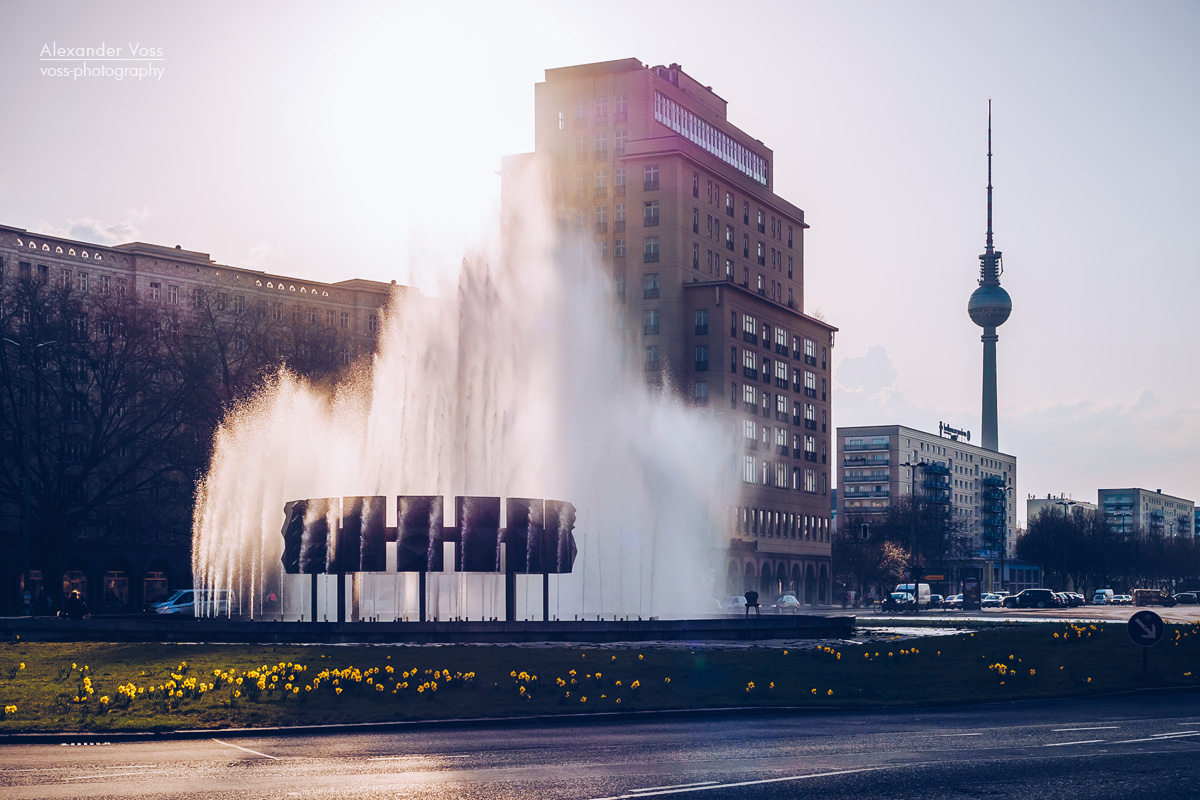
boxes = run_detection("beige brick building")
[506,59,837,603]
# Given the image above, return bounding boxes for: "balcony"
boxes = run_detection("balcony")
[594,187,608,199]
[644,324,659,335]
[743,331,758,345]
[841,473,888,483]
[775,377,788,389]
[792,415,801,426]
[844,442,887,451]
[776,410,789,423]
[694,324,708,335]
[614,184,626,197]
[643,217,659,228]
[614,220,625,233]
[614,111,627,123]
[804,452,817,463]
[643,179,659,191]
[594,222,608,234]
[776,343,788,357]
[744,402,758,415]
[804,355,817,366]
[594,149,608,161]
[804,420,817,431]
[742,366,758,380]
[725,240,734,252]
[594,114,607,126]
[694,360,708,371]
[643,253,659,264]
[778,445,789,457]
[843,456,888,466]
[757,256,766,266]
[804,387,817,398]
[643,287,659,299]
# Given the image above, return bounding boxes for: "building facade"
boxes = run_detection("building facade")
[1098,488,1195,538]
[0,224,394,613]
[836,424,1025,590]
[509,59,837,603]
[1026,493,1097,523]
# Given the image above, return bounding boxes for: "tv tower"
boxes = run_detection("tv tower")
[967,101,1012,452]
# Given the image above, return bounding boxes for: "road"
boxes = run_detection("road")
[1,693,1198,799]
[858,602,1200,624]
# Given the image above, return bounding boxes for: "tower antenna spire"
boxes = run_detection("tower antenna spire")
[986,99,994,256]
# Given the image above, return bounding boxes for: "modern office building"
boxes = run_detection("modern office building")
[1026,493,1097,523]
[836,423,1023,589]
[0,224,394,613]
[1098,488,1195,537]
[504,59,838,602]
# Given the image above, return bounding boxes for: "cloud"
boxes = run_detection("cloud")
[35,209,153,246]
[834,345,897,394]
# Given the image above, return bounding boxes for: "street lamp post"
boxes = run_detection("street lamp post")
[1053,500,1077,590]
[901,460,928,611]
[2,337,55,610]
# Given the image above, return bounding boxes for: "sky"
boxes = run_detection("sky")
[2,0,1197,523]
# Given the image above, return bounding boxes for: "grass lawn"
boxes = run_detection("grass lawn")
[0,620,1197,733]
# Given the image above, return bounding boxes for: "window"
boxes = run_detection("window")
[692,243,699,269]
[757,209,765,233]
[594,169,608,194]
[594,96,607,123]
[614,167,626,193]
[341,312,349,329]
[744,456,756,484]
[615,238,626,258]
[368,315,378,333]
[743,233,750,258]
[614,129,627,156]
[326,309,335,327]
[99,274,110,293]
[725,225,734,251]
[643,201,659,226]
[757,274,765,294]
[743,201,750,225]
[596,240,608,259]
[788,225,794,248]
[692,208,699,233]
[805,468,816,493]
[594,205,608,232]
[594,131,608,158]
[692,172,699,198]
[775,361,788,388]
[167,284,179,305]
[742,313,757,343]
[148,282,161,302]
[643,272,660,298]
[643,165,659,191]
[694,309,708,335]
[804,338,816,365]
[742,348,757,378]
[614,273,626,302]
[644,345,660,370]
[575,134,587,161]
[643,308,659,335]
[707,180,713,204]
[743,383,757,407]
[757,241,765,266]
[614,93,627,122]
[643,238,660,263]
[694,345,709,370]
[776,394,787,418]
[743,419,757,443]
[805,371,816,397]
[77,272,88,292]
[574,99,586,123]
[307,307,318,324]
[694,381,708,403]
[725,191,734,216]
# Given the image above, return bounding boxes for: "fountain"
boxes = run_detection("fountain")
[191,179,740,624]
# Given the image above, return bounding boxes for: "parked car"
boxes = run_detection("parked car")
[944,594,964,610]
[720,596,747,613]
[1173,592,1198,605]
[1067,592,1086,607]
[765,594,802,614]
[928,594,944,610]
[1133,589,1176,607]
[1111,594,1134,605]
[1093,588,1115,605]
[1003,588,1061,609]
[981,593,1004,608]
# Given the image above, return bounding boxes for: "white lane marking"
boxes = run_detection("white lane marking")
[585,767,883,799]
[367,754,472,761]
[211,738,280,760]
[1111,731,1200,744]
[1043,739,1106,747]
[629,781,720,793]
[937,732,982,737]
[1052,726,1119,732]
[64,770,169,781]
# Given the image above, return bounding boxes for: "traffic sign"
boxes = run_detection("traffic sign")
[1127,610,1164,647]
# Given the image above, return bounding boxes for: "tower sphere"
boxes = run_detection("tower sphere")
[968,283,1012,328]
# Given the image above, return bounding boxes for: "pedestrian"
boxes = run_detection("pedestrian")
[21,589,32,616]
[61,590,90,620]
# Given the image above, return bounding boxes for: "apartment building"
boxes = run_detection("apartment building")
[1099,488,1195,537]
[506,59,837,603]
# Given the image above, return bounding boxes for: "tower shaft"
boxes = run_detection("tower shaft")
[981,329,998,451]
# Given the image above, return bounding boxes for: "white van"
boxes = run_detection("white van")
[150,589,233,616]
[895,583,932,608]
[1092,588,1114,605]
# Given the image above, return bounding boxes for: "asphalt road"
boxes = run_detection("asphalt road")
[1,692,1198,799]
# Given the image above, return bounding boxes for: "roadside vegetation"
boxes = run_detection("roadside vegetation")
[1,622,1197,733]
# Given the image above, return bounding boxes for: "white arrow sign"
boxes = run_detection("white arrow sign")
[1128,610,1165,647]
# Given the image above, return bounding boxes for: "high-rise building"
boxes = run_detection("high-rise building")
[1098,488,1194,537]
[836,423,1023,590]
[1026,494,1098,523]
[504,59,837,603]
